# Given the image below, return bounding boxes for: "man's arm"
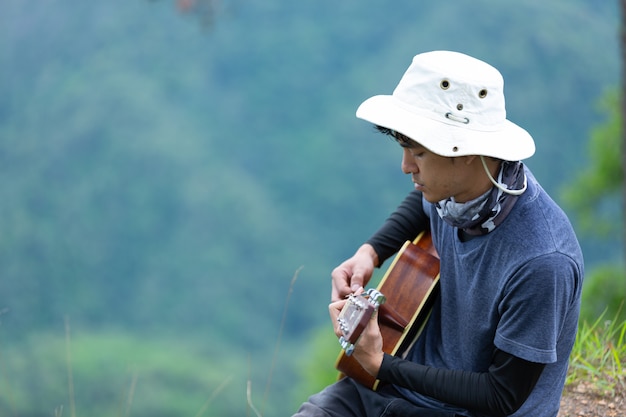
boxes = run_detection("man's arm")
[366,190,429,264]
[378,349,545,417]
[342,308,545,417]
[331,190,428,301]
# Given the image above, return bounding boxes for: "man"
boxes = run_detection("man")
[293,51,583,417]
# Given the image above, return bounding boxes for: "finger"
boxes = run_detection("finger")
[330,266,349,295]
[329,299,347,319]
[331,282,351,302]
[329,299,347,337]
[350,271,366,293]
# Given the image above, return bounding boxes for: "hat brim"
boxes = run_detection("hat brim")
[356,95,535,161]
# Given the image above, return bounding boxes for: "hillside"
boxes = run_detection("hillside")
[0,0,621,415]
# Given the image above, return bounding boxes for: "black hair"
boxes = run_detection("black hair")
[374,125,394,137]
[375,125,415,148]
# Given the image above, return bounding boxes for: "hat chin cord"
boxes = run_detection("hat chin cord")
[479,156,527,196]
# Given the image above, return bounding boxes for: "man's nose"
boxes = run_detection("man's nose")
[401,148,416,174]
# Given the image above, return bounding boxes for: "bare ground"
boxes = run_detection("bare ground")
[558,381,625,417]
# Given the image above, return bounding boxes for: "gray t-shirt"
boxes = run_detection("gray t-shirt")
[394,170,583,417]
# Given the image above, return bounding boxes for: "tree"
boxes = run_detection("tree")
[560,2,626,322]
[563,91,622,236]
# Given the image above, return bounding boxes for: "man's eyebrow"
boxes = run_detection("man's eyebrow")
[394,132,417,148]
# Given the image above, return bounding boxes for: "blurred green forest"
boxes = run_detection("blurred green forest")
[0,0,622,416]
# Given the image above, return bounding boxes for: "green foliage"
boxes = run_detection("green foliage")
[290,326,339,406]
[0,0,622,415]
[580,265,626,324]
[562,90,623,236]
[558,86,626,396]
[567,307,626,396]
[0,329,257,417]
[560,87,625,339]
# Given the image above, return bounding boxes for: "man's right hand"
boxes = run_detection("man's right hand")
[330,244,378,302]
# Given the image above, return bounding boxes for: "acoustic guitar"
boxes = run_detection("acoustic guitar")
[335,231,440,390]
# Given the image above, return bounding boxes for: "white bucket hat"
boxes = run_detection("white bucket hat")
[356,51,535,161]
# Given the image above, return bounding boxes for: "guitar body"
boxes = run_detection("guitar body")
[335,231,440,390]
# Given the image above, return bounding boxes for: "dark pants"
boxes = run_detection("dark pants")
[292,378,458,417]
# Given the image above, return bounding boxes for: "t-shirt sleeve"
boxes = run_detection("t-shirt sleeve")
[495,252,582,364]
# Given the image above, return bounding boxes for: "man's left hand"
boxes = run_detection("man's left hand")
[329,297,385,377]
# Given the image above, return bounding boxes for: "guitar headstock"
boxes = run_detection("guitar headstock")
[337,289,386,355]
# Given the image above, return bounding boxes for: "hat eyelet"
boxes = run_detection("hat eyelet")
[452,146,459,152]
[478,89,488,98]
[445,112,470,124]
[440,79,450,90]
[456,104,463,111]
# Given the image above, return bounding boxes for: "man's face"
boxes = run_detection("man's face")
[395,133,479,204]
